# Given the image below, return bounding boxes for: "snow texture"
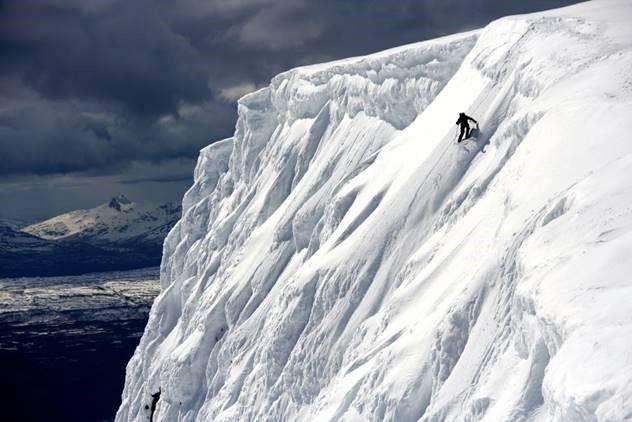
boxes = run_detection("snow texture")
[118,1,632,421]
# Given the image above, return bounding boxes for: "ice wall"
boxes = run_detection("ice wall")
[118,1,632,421]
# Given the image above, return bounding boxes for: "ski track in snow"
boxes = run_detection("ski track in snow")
[118,1,632,421]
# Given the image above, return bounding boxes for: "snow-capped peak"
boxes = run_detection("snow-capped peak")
[23,196,181,243]
[109,194,133,211]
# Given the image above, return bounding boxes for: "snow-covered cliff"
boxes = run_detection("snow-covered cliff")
[118,1,632,421]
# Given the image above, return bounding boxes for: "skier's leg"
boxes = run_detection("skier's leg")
[458,126,465,142]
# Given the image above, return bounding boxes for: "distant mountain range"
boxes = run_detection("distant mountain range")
[0,195,181,277]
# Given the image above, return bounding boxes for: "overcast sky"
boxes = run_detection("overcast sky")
[0,0,580,221]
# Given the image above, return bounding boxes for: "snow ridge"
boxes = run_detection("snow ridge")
[118,1,632,421]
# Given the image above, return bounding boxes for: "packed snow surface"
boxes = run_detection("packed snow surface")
[118,1,632,421]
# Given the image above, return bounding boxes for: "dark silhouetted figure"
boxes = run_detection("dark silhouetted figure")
[456,112,478,142]
[149,389,161,422]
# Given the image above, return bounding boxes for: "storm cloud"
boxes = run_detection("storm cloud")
[0,0,580,218]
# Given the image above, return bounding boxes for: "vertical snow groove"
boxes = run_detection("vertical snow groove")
[334,191,385,247]
[292,101,331,189]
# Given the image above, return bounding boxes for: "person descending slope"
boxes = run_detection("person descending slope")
[149,389,161,422]
[456,112,478,142]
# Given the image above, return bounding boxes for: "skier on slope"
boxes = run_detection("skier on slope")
[456,112,478,142]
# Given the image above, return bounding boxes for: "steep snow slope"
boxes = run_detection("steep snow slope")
[118,1,632,421]
[23,195,181,244]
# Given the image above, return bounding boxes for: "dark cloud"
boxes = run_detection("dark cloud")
[0,0,581,218]
[118,174,193,185]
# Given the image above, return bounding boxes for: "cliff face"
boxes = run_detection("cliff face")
[118,1,632,421]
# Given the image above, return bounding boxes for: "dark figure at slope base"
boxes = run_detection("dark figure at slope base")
[456,112,478,142]
[147,389,161,422]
